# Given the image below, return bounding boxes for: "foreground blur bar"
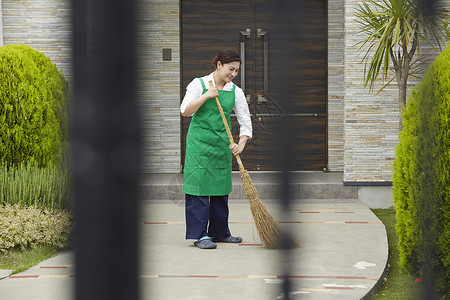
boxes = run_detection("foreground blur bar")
[272,1,296,299]
[71,1,141,300]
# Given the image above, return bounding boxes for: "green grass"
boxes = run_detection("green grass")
[0,244,58,275]
[371,209,423,299]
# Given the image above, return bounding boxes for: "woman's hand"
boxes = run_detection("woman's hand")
[229,136,249,156]
[229,143,243,156]
[181,85,219,117]
[205,85,219,99]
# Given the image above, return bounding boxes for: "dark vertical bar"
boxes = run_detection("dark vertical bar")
[71,0,140,299]
[273,1,296,299]
[417,0,439,17]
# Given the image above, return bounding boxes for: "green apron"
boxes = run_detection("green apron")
[183,78,236,196]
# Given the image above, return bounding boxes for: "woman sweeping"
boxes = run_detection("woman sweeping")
[180,49,252,249]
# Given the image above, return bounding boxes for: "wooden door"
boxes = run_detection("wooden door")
[181,0,327,171]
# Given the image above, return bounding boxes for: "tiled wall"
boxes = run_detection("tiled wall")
[2,0,72,78]
[343,0,446,182]
[343,0,399,182]
[327,0,345,171]
[136,0,181,173]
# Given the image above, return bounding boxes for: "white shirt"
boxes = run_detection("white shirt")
[180,72,252,138]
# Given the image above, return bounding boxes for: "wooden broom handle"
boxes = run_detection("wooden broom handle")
[209,80,245,172]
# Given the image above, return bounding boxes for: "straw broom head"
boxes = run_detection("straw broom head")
[240,169,299,249]
[207,80,298,249]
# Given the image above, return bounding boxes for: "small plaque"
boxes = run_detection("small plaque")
[162,48,172,61]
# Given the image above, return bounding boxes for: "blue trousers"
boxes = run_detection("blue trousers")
[185,194,231,240]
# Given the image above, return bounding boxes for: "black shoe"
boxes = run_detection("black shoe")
[194,238,217,249]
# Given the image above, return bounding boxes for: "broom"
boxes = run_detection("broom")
[209,80,285,249]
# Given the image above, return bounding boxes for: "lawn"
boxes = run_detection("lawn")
[371,209,423,299]
[0,244,58,275]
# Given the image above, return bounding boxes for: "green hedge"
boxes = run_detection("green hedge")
[393,45,450,299]
[0,44,70,168]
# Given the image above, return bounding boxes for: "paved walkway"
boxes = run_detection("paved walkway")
[0,201,388,300]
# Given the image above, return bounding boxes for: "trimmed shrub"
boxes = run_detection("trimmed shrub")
[0,44,70,168]
[392,87,422,275]
[0,204,72,252]
[393,44,450,299]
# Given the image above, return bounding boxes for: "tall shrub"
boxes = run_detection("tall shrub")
[393,44,450,299]
[0,44,70,168]
[433,45,450,299]
[392,86,422,275]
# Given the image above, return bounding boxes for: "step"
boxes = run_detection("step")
[139,171,358,202]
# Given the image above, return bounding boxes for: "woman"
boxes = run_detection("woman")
[180,49,252,249]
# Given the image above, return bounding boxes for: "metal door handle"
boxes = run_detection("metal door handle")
[240,29,251,92]
[257,28,268,93]
[256,113,326,117]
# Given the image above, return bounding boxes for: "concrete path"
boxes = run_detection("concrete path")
[0,201,388,300]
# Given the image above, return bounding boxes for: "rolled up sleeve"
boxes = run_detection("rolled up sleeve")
[180,79,202,115]
[234,87,253,138]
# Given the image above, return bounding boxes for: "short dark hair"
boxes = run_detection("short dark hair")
[212,49,241,67]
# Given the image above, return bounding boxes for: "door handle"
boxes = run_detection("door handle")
[257,28,268,93]
[240,29,251,92]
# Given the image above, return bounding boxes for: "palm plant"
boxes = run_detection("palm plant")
[355,0,449,129]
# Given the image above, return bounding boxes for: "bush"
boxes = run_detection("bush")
[0,204,72,253]
[0,162,72,211]
[0,44,70,168]
[392,89,422,275]
[393,45,450,299]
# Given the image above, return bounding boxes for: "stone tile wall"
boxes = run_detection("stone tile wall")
[327,0,345,171]
[343,0,447,182]
[136,0,181,173]
[2,0,72,78]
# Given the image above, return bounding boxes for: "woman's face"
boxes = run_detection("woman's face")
[217,61,240,83]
